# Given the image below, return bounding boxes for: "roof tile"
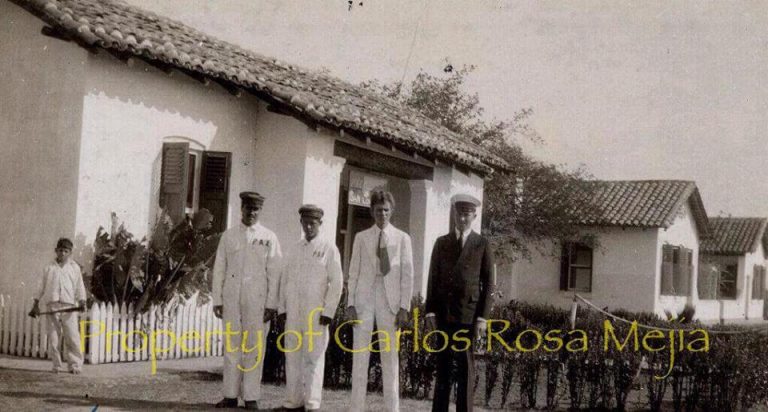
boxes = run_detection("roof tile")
[575,180,710,234]
[700,217,768,255]
[13,0,506,174]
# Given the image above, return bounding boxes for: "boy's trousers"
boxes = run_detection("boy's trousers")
[45,302,83,371]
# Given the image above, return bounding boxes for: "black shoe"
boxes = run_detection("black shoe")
[215,398,238,408]
[243,400,260,410]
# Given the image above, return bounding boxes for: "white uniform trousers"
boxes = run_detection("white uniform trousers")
[222,296,270,401]
[351,276,400,412]
[45,302,83,372]
[283,316,330,410]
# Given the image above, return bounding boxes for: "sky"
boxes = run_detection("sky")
[127,0,768,217]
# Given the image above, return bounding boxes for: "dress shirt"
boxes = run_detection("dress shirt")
[455,227,473,248]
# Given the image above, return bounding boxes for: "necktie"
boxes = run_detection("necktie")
[457,231,464,252]
[377,229,390,275]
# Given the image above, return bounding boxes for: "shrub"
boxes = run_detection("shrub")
[90,210,220,312]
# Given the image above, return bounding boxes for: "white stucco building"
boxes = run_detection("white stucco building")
[0,0,507,298]
[698,217,767,323]
[502,180,713,321]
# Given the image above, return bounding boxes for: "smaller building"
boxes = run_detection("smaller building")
[504,180,710,320]
[699,217,767,323]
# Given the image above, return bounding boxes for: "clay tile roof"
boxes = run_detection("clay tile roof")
[576,180,710,235]
[12,0,508,175]
[700,217,768,255]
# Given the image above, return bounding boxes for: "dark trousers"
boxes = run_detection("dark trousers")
[431,322,475,412]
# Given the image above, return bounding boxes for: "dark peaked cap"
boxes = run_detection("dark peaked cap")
[240,191,265,206]
[299,204,324,220]
[451,193,481,209]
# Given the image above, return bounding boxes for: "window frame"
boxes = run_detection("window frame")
[561,242,593,293]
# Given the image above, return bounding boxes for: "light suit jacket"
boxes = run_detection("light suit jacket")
[347,224,414,313]
[212,222,282,309]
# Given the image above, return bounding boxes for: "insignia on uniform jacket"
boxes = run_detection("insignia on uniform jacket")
[253,239,272,247]
[313,250,325,258]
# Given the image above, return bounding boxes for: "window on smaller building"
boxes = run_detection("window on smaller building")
[718,264,738,300]
[661,244,692,296]
[560,242,593,293]
[752,265,766,300]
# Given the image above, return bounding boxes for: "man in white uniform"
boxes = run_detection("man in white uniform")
[346,190,414,412]
[212,191,282,410]
[278,204,343,411]
[29,237,87,374]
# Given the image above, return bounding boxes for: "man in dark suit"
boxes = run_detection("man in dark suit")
[424,193,495,412]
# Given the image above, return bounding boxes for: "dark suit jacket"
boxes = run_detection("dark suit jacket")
[425,231,495,325]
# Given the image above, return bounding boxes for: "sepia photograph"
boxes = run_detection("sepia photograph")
[1,0,768,410]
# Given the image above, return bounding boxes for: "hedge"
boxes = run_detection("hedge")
[261,296,768,411]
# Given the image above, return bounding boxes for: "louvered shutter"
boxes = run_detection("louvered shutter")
[661,244,674,295]
[160,142,190,226]
[559,243,570,291]
[753,265,765,300]
[199,151,232,233]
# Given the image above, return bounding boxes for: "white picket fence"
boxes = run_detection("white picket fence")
[0,292,225,364]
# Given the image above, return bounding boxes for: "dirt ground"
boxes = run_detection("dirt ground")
[2,355,765,411]
[0,355,493,412]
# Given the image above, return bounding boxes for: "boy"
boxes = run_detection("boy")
[29,238,87,374]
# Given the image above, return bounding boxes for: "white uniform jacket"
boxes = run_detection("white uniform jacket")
[347,224,414,313]
[212,222,282,309]
[279,236,344,320]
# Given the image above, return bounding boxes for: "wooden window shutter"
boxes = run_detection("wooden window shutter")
[753,265,758,299]
[559,242,570,291]
[753,265,765,300]
[160,142,190,226]
[660,244,674,295]
[199,151,232,233]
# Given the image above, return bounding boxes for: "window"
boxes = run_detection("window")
[560,242,593,293]
[753,265,766,300]
[660,244,692,296]
[718,264,738,300]
[160,142,231,233]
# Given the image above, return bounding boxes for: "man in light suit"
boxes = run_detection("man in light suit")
[346,190,414,412]
[425,193,495,412]
[211,191,282,410]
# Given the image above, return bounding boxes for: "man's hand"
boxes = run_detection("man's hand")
[213,305,223,319]
[345,306,358,321]
[424,315,437,333]
[319,315,333,326]
[28,301,40,318]
[263,308,277,323]
[395,308,409,329]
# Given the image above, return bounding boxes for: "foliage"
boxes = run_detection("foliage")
[361,66,602,261]
[258,297,768,410]
[90,211,221,312]
[478,300,768,411]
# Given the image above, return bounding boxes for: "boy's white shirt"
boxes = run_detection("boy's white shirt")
[36,259,86,306]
